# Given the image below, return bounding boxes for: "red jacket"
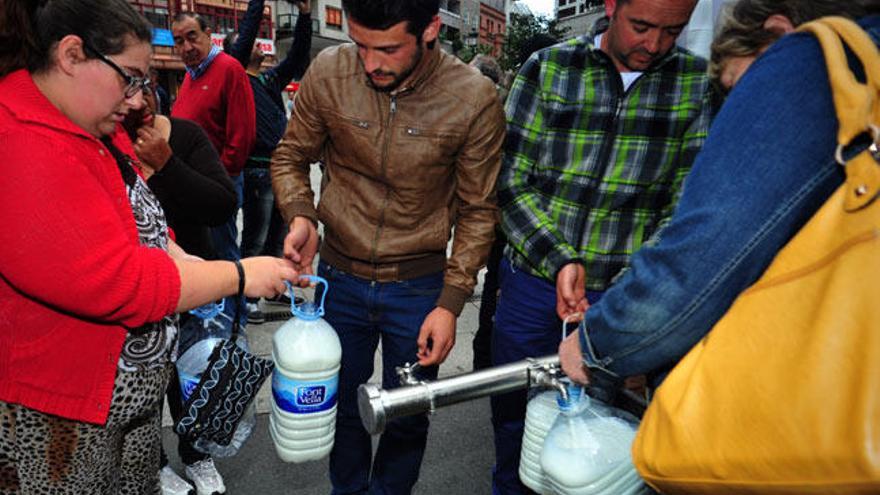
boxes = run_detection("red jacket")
[0,70,181,425]
[172,52,256,176]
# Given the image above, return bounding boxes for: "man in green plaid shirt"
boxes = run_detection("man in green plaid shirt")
[489,0,715,492]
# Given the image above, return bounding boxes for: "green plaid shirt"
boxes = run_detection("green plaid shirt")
[499,36,713,289]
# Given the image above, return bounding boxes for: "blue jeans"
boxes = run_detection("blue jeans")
[490,258,604,495]
[241,167,287,258]
[210,173,243,262]
[576,26,854,382]
[209,173,246,331]
[317,261,442,495]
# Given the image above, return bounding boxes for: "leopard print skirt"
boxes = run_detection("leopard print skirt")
[0,365,171,494]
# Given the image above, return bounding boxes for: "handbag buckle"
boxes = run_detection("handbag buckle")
[836,124,880,166]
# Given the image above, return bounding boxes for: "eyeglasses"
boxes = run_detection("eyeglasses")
[82,41,151,99]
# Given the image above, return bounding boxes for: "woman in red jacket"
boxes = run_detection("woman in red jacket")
[0,1,300,492]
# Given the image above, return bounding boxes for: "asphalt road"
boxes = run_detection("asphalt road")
[163,283,499,494]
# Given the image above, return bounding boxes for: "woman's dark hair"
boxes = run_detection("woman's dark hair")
[340,0,439,39]
[0,0,152,76]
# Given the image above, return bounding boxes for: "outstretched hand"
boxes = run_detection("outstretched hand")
[241,256,300,298]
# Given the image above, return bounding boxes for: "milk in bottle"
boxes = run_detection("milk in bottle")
[270,276,342,463]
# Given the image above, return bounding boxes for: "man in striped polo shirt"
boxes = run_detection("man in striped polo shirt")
[492,0,715,492]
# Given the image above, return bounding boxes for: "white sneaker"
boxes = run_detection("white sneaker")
[184,458,226,495]
[159,466,194,495]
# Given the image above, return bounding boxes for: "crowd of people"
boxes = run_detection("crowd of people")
[0,0,877,493]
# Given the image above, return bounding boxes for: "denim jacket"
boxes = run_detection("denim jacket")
[579,16,880,380]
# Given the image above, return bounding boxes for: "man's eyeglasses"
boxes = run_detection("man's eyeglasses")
[82,41,151,99]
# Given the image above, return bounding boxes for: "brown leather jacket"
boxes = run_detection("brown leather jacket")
[271,43,505,315]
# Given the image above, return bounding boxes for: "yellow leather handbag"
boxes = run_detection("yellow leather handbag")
[631,17,880,495]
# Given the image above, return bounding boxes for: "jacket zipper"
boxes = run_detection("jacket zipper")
[369,95,398,269]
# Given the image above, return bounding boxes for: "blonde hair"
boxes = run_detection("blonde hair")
[708,0,872,89]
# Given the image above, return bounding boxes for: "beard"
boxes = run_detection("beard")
[367,44,423,93]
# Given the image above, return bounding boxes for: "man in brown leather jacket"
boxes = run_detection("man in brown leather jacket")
[270,0,505,492]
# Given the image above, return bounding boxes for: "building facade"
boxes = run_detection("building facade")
[479,0,506,57]
[127,0,350,98]
[438,0,508,57]
[555,0,603,39]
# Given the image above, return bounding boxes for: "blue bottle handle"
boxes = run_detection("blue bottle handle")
[189,298,225,320]
[284,275,329,320]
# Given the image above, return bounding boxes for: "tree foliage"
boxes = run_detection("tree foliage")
[457,43,495,64]
[499,12,569,72]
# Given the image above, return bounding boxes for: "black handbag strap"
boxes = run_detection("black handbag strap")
[231,259,245,343]
[100,137,138,187]
[231,300,241,343]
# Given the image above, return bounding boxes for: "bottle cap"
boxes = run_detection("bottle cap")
[295,301,321,321]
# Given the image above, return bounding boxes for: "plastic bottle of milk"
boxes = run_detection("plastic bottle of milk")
[540,393,650,495]
[270,276,342,463]
[520,385,583,494]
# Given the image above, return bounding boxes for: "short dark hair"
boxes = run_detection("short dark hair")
[470,54,501,84]
[340,0,439,38]
[172,11,209,32]
[2,0,152,75]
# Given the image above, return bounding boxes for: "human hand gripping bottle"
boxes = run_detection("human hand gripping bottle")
[539,383,651,495]
[269,276,342,463]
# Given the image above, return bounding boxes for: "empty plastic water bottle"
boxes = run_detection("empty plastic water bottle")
[176,301,255,458]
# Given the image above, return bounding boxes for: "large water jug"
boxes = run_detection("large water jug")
[520,386,583,494]
[539,393,650,495]
[176,300,255,457]
[270,276,342,463]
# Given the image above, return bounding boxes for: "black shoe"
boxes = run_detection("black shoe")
[245,301,265,324]
[264,293,304,307]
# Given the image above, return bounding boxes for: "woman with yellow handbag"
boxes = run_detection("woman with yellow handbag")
[558,8,880,495]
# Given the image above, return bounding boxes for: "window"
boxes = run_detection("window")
[326,6,343,29]
[129,0,169,29]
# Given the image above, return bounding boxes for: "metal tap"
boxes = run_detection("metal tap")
[358,354,561,435]
[528,359,570,403]
[396,362,423,387]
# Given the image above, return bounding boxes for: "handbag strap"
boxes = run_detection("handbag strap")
[231,300,241,343]
[231,259,244,343]
[798,17,880,211]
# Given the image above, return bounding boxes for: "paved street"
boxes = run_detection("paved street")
[162,272,498,494]
[163,165,499,493]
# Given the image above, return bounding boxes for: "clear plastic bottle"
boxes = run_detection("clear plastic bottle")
[520,390,563,494]
[270,276,342,463]
[175,334,256,457]
[520,385,584,493]
[540,393,649,495]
